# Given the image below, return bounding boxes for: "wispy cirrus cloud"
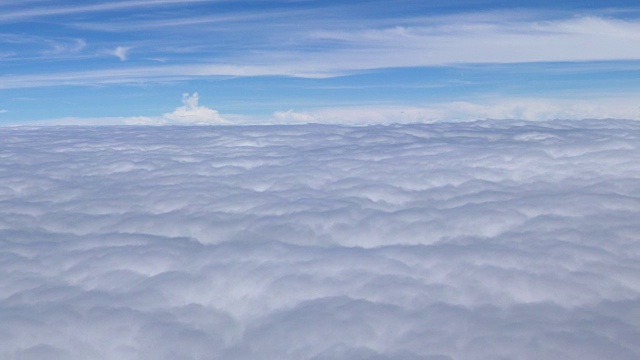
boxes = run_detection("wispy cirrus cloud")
[0,34,88,60]
[300,16,640,67]
[2,15,640,89]
[2,2,640,124]
[0,0,217,22]
[106,45,131,61]
[43,38,87,56]
[70,11,298,32]
[0,63,344,90]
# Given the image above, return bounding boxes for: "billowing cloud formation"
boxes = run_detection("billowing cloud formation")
[31,92,229,126]
[160,92,228,125]
[1,121,640,359]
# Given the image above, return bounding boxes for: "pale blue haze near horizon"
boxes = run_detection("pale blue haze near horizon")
[1,0,640,125]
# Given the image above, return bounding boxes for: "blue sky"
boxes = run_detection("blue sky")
[1,0,639,125]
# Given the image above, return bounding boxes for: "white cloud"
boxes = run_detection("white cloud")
[271,97,640,124]
[0,0,215,22]
[13,96,639,127]
[107,46,131,61]
[273,109,315,123]
[304,16,640,67]
[160,92,228,124]
[0,109,7,113]
[21,92,229,126]
[44,38,87,55]
[0,63,338,90]
[1,121,640,359]
[2,15,640,88]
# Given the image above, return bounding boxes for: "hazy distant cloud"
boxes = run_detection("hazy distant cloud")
[1,121,639,359]
[273,109,315,123]
[271,97,640,124]
[13,96,639,127]
[306,16,640,67]
[23,92,229,126]
[0,109,7,113]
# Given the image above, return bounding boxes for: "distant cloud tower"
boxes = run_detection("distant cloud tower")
[162,92,228,124]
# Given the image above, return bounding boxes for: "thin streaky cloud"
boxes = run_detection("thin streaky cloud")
[0,0,217,22]
[305,16,640,63]
[0,63,346,90]
[42,38,87,55]
[2,15,640,89]
[2,1,640,124]
[70,10,316,32]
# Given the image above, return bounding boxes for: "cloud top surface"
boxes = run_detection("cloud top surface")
[1,120,640,359]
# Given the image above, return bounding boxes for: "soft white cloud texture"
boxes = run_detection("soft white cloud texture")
[2,15,640,88]
[30,92,229,126]
[306,16,640,66]
[108,45,131,61]
[0,0,215,22]
[24,95,639,126]
[273,97,640,124]
[160,92,228,124]
[1,121,640,359]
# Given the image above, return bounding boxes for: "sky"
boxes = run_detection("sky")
[1,0,640,125]
[2,121,640,359]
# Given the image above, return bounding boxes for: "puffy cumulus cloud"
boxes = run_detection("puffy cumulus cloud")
[123,92,228,125]
[160,92,228,125]
[1,120,640,359]
[25,92,229,126]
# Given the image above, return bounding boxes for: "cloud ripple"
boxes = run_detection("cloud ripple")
[1,120,640,359]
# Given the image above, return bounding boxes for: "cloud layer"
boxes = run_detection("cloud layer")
[1,121,640,359]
